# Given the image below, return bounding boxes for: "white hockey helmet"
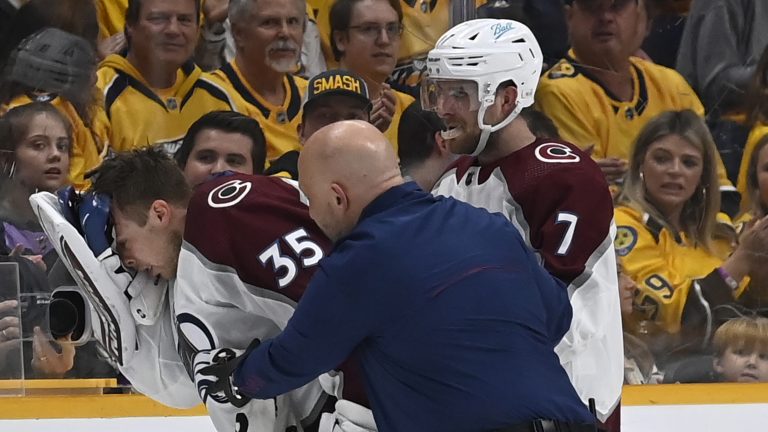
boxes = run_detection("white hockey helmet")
[422,19,543,156]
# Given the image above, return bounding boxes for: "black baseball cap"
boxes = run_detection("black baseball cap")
[303,69,371,116]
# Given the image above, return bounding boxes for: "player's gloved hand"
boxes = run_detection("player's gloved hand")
[57,186,82,231]
[78,191,113,256]
[195,338,261,408]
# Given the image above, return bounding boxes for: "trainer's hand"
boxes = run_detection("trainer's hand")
[595,157,628,183]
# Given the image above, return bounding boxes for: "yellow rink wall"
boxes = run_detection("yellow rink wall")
[2,382,768,432]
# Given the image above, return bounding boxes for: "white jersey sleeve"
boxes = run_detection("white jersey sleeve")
[174,244,325,432]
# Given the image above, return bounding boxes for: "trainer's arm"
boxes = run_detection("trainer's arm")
[233,266,380,399]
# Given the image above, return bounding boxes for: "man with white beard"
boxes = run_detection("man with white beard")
[209,0,309,168]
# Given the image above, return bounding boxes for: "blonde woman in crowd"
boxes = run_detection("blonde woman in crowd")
[615,110,768,363]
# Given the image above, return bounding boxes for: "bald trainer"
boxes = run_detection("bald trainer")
[203,121,597,432]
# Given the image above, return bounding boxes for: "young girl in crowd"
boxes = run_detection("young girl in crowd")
[1,23,107,189]
[0,102,76,378]
[0,102,71,265]
[615,110,768,364]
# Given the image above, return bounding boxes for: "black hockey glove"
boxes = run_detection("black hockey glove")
[195,338,261,408]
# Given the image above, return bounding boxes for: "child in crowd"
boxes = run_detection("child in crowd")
[713,317,768,383]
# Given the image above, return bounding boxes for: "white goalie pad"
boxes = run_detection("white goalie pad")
[29,191,137,366]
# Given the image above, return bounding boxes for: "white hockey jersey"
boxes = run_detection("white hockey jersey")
[432,138,623,420]
[173,174,335,432]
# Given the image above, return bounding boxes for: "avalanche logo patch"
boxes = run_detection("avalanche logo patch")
[534,142,581,163]
[615,226,638,256]
[208,179,252,208]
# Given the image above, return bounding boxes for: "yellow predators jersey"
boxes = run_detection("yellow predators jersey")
[385,90,416,153]
[209,61,307,166]
[536,51,733,192]
[96,0,129,38]
[95,0,206,38]
[736,122,768,214]
[3,94,109,190]
[98,54,235,154]
[309,1,485,71]
[307,0,336,68]
[614,206,744,335]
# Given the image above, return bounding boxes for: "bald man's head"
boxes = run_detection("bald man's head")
[298,120,404,241]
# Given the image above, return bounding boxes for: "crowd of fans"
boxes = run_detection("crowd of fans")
[0,0,767,395]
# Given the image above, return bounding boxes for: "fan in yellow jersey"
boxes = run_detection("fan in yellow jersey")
[207,0,307,168]
[95,0,208,38]
[614,111,768,363]
[265,69,372,179]
[96,0,129,39]
[536,0,737,214]
[2,28,107,190]
[736,47,768,214]
[310,0,487,91]
[98,0,235,155]
[327,0,416,152]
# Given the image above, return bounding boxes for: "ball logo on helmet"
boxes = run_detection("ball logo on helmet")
[491,22,515,40]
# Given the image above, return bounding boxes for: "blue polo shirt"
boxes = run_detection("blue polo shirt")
[234,182,594,431]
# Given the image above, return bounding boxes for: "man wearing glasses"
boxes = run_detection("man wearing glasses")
[329,0,416,152]
[534,0,738,215]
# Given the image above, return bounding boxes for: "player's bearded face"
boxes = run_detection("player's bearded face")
[426,79,485,155]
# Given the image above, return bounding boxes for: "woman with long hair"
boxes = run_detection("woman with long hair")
[0,102,76,378]
[0,102,71,262]
[615,110,768,363]
[736,45,768,214]
[1,1,108,189]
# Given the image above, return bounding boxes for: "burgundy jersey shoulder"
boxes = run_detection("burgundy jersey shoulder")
[184,173,332,302]
[498,138,613,283]
[495,138,607,189]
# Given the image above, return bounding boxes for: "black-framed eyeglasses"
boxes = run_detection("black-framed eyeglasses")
[347,23,404,40]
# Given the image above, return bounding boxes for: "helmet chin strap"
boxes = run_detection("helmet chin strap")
[470,102,523,157]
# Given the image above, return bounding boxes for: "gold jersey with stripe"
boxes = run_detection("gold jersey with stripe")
[97,54,235,154]
[3,94,109,190]
[385,90,416,153]
[736,122,768,214]
[95,0,205,38]
[309,0,485,82]
[209,61,307,166]
[614,205,744,336]
[536,51,734,192]
[95,0,128,38]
